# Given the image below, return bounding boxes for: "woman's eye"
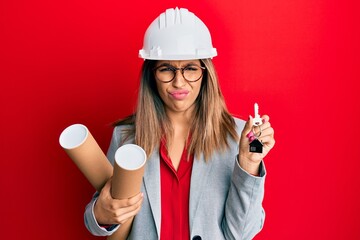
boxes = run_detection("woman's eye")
[185,66,198,71]
[158,67,174,72]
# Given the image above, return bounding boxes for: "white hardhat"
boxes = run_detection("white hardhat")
[139,7,217,60]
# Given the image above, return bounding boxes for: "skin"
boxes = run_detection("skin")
[154,60,203,116]
[239,115,275,175]
[94,178,143,225]
[94,59,275,226]
[154,60,203,170]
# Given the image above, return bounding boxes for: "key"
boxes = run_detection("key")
[249,103,264,153]
[253,103,262,126]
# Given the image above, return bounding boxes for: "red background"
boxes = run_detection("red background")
[1,0,359,239]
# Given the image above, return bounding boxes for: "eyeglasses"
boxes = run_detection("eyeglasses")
[154,64,206,83]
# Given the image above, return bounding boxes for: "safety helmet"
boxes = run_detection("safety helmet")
[139,7,217,60]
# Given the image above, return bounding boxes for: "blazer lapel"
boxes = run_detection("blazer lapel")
[189,154,214,231]
[143,150,161,238]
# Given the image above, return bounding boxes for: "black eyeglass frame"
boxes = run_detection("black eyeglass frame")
[153,64,206,83]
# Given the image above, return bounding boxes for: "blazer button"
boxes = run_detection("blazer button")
[192,236,202,240]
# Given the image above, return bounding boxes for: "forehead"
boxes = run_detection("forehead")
[156,59,201,67]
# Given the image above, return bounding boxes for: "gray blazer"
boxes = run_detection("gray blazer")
[84,118,266,240]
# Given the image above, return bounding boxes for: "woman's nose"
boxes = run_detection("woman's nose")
[172,70,186,87]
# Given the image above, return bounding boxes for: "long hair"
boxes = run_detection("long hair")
[115,59,238,161]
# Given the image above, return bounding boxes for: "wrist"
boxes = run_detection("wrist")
[238,155,261,175]
[93,199,106,226]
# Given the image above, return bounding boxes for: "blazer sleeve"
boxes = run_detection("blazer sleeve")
[83,127,121,236]
[222,158,266,240]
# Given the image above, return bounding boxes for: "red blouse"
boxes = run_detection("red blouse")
[159,138,194,240]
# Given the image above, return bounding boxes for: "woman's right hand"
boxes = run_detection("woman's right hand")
[93,177,144,226]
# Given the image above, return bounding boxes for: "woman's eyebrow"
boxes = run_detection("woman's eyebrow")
[157,62,199,68]
[156,63,174,68]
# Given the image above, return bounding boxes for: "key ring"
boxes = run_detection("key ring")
[252,124,262,138]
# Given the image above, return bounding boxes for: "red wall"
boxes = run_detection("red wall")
[1,0,359,239]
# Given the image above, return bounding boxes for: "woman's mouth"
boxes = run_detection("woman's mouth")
[169,90,190,100]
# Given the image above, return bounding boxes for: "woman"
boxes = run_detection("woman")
[84,7,275,240]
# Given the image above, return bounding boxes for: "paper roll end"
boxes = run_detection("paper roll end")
[115,144,146,170]
[59,124,89,149]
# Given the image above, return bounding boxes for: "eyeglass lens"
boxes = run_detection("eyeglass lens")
[155,65,204,82]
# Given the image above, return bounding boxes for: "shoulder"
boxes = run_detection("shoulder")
[113,124,133,133]
[112,124,135,145]
[233,116,246,135]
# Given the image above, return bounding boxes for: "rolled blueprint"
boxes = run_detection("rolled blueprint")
[111,144,146,199]
[107,144,146,240]
[59,124,113,192]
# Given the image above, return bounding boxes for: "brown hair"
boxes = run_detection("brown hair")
[115,59,238,161]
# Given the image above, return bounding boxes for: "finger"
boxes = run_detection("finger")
[117,203,142,224]
[242,115,254,138]
[121,204,143,224]
[256,126,274,139]
[118,192,144,208]
[246,130,254,138]
[108,192,143,211]
[261,115,270,123]
[250,129,272,142]
[113,196,143,217]
[258,135,276,149]
[114,198,144,224]
[260,121,271,130]
[252,120,272,136]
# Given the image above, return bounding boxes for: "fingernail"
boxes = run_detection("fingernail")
[249,136,256,142]
[246,131,254,138]
[262,118,267,123]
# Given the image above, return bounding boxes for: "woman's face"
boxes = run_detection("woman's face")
[154,59,203,115]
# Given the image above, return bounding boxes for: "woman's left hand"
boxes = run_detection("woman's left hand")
[238,115,275,175]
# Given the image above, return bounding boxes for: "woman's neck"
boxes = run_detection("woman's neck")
[165,108,193,131]
[164,108,193,170]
